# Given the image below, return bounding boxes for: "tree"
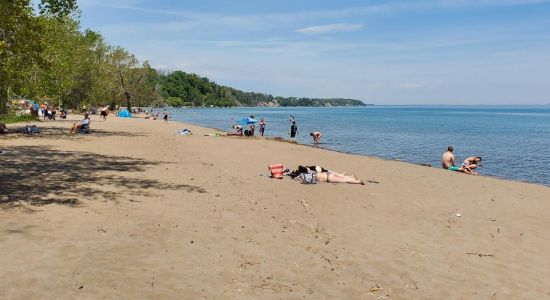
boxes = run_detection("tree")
[108,48,159,111]
[0,0,77,114]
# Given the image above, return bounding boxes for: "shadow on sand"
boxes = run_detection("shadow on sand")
[0,145,205,208]
[1,125,146,141]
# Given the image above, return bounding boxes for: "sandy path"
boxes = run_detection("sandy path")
[1,115,549,299]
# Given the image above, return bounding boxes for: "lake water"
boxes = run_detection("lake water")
[166,106,550,186]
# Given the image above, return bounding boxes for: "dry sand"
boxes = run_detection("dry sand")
[1,114,549,299]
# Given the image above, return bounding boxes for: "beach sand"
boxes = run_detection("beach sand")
[1,115,549,299]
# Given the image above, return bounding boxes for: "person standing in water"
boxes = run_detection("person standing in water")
[289,121,298,142]
[259,118,266,136]
[310,131,321,144]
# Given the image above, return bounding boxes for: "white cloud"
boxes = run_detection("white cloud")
[296,23,363,35]
[397,83,422,88]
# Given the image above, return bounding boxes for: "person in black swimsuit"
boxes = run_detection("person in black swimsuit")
[290,121,297,141]
[289,165,364,184]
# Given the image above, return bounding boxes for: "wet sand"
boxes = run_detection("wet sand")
[1,115,550,299]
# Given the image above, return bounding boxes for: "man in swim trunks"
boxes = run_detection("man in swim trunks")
[310,131,321,144]
[441,146,456,169]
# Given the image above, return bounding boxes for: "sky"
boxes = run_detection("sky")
[77,0,550,104]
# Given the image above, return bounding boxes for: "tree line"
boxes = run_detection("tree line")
[0,0,364,117]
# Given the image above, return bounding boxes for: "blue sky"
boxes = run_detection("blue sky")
[78,0,550,104]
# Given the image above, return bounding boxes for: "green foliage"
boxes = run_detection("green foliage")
[0,114,37,124]
[166,97,184,107]
[0,0,78,114]
[38,0,78,17]
[158,71,364,107]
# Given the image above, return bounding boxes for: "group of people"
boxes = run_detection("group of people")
[145,109,170,122]
[289,116,321,144]
[442,146,482,175]
[230,114,321,144]
[34,102,67,120]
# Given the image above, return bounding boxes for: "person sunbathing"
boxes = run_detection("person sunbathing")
[288,165,364,184]
[70,113,91,134]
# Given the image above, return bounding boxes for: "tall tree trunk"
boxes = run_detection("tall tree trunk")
[0,83,8,115]
[118,70,131,112]
[125,91,131,112]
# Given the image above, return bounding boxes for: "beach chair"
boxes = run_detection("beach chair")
[79,124,91,134]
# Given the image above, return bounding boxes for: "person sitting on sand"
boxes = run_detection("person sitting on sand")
[310,131,321,144]
[228,125,243,136]
[447,164,477,175]
[288,165,364,184]
[69,113,90,134]
[462,156,482,172]
[441,146,456,169]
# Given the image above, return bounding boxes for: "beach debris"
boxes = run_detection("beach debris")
[253,282,293,293]
[455,213,462,217]
[300,199,310,210]
[151,276,155,288]
[367,180,380,184]
[466,252,494,258]
[369,283,383,292]
[487,217,497,221]
[97,226,107,233]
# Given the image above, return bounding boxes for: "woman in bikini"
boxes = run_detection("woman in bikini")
[288,165,364,184]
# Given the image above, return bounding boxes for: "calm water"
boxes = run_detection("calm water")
[166,106,550,186]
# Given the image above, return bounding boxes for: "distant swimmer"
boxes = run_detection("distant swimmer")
[441,146,455,169]
[310,131,321,144]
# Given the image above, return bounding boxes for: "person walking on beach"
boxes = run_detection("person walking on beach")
[100,105,109,120]
[310,131,321,144]
[163,111,169,123]
[289,121,298,142]
[259,118,266,136]
[441,146,455,169]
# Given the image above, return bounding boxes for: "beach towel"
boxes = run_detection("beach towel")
[268,164,284,179]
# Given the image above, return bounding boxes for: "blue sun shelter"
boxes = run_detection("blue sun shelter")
[117,109,132,118]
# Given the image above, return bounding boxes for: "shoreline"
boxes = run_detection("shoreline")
[1,115,550,299]
[171,117,549,188]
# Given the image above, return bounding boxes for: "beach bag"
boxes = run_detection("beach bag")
[301,171,317,184]
[268,164,284,179]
